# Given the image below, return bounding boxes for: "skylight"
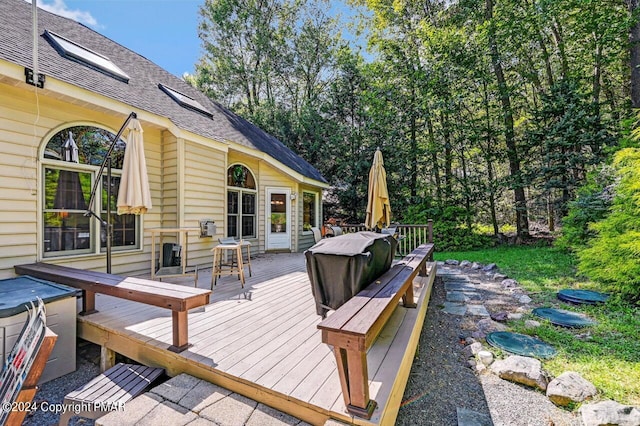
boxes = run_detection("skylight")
[158,84,213,117]
[44,30,130,83]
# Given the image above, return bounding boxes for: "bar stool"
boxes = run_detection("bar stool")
[211,239,251,289]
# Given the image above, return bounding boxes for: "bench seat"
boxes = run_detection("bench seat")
[317,243,436,419]
[14,263,210,352]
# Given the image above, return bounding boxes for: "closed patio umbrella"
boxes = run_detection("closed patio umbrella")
[117,118,152,215]
[365,148,391,230]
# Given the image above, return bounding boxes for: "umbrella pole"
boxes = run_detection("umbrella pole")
[85,112,137,273]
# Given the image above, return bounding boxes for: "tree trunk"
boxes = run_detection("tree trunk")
[482,81,499,237]
[486,0,529,238]
[426,112,442,202]
[628,0,640,108]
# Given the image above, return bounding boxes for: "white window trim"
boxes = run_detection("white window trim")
[301,191,319,234]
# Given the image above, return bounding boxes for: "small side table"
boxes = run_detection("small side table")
[211,240,251,289]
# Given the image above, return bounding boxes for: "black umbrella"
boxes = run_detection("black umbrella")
[53,132,87,211]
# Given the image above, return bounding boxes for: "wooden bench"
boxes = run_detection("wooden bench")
[58,362,164,425]
[317,243,436,419]
[14,263,211,353]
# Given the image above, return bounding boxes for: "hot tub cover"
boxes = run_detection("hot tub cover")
[305,232,396,317]
[0,275,77,317]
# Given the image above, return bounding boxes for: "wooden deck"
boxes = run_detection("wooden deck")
[75,253,435,426]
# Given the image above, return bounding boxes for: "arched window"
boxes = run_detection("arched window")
[226,165,256,239]
[42,125,139,257]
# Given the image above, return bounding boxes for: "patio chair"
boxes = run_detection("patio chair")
[311,227,322,243]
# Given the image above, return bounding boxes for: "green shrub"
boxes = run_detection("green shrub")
[577,148,640,301]
[404,203,494,251]
[555,165,617,251]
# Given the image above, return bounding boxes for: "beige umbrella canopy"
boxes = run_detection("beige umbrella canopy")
[365,148,391,230]
[117,118,152,215]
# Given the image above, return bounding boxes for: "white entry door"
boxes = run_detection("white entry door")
[266,188,291,251]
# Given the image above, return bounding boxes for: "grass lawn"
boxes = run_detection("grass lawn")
[434,246,640,406]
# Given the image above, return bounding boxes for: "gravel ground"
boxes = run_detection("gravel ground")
[396,276,492,425]
[24,340,101,426]
[396,268,580,426]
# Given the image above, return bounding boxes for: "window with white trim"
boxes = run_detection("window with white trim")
[302,191,318,231]
[227,165,256,239]
[42,126,140,257]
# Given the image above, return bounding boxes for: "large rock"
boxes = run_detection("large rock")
[490,355,550,391]
[579,400,640,426]
[477,318,508,334]
[546,371,597,406]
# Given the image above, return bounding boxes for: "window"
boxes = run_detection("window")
[42,126,140,257]
[44,30,130,82]
[227,165,256,239]
[302,191,318,231]
[158,84,213,117]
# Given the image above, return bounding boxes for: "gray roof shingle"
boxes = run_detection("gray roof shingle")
[0,0,326,183]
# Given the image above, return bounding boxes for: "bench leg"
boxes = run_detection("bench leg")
[79,290,98,315]
[333,347,377,419]
[169,310,190,352]
[402,282,417,308]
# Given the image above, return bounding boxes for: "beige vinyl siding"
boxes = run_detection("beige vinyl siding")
[161,132,178,230]
[0,81,163,278]
[182,141,226,267]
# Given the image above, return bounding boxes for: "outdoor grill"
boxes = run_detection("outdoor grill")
[305,231,397,317]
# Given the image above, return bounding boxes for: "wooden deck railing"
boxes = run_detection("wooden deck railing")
[338,220,434,256]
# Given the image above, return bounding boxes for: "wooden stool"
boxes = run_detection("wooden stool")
[58,363,164,425]
[211,240,251,289]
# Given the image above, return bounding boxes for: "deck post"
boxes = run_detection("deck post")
[100,346,116,372]
[79,289,98,315]
[332,345,377,419]
[169,310,190,352]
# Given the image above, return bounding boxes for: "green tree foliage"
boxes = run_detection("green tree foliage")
[190,0,636,237]
[577,148,640,300]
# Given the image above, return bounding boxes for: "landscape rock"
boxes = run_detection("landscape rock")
[579,400,640,426]
[477,350,494,366]
[524,320,541,328]
[490,355,550,391]
[501,278,518,289]
[471,262,483,270]
[460,260,472,267]
[482,263,497,272]
[445,259,460,265]
[546,371,597,406]
[463,342,484,358]
[493,273,508,280]
[472,331,487,339]
[490,311,509,322]
[518,295,533,304]
[507,312,523,320]
[477,318,508,334]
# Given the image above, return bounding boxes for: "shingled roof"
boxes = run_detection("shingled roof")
[0,0,327,184]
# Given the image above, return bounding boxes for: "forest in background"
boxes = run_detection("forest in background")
[186,0,640,243]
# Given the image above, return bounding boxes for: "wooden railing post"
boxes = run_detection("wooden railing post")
[428,219,433,244]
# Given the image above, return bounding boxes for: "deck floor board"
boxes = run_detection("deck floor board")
[74,253,434,425]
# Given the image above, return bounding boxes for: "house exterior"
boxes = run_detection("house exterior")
[0,0,328,279]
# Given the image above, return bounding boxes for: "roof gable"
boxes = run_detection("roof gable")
[0,0,326,184]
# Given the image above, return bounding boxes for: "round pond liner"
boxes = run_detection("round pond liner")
[532,307,596,328]
[486,331,557,359]
[557,289,609,305]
